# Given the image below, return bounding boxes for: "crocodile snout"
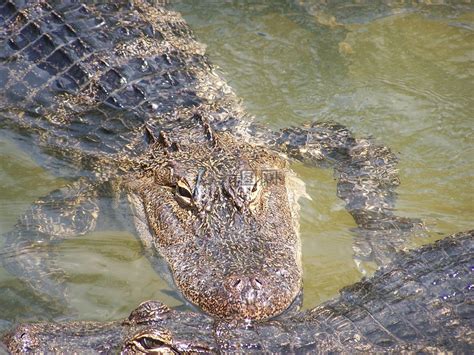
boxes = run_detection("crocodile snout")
[206,269,301,320]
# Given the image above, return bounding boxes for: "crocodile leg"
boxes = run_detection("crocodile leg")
[259,121,424,267]
[0,178,103,311]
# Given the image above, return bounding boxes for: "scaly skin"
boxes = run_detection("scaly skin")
[1,0,421,321]
[3,231,473,353]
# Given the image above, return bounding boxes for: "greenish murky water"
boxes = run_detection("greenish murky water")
[0,1,473,325]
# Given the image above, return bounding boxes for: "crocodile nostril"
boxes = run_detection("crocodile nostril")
[225,275,243,291]
[253,278,263,289]
[232,278,242,288]
[225,275,264,292]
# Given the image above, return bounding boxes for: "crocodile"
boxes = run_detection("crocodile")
[3,230,473,353]
[0,0,423,323]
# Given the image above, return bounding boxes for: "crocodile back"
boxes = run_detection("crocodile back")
[0,0,238,163]
[292,230,474,352]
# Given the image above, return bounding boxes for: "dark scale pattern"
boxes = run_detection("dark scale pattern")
[0,0,232,166]
[1,0,469,343]
[334,231,472,346]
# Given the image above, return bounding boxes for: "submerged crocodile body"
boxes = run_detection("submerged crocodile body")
[0,1,444,340]
[3,230,473,353]
[0,0,424,323]
[0,0,472,352]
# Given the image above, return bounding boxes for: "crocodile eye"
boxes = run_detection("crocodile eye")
[133,335,179,354]
[124,329,176,354]
[139,336,166,350]
[175,179,193,205]
[177,185,192,199]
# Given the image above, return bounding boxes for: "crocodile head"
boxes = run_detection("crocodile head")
[129,118,304,320]
[122,301,216,354]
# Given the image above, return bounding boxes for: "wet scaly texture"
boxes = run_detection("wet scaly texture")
[0,0,433,322]
[3,230,473,353]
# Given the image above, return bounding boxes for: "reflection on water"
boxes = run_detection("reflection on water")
[0,0,473,323]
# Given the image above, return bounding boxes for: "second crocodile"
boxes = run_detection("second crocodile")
[3,230,473,353]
